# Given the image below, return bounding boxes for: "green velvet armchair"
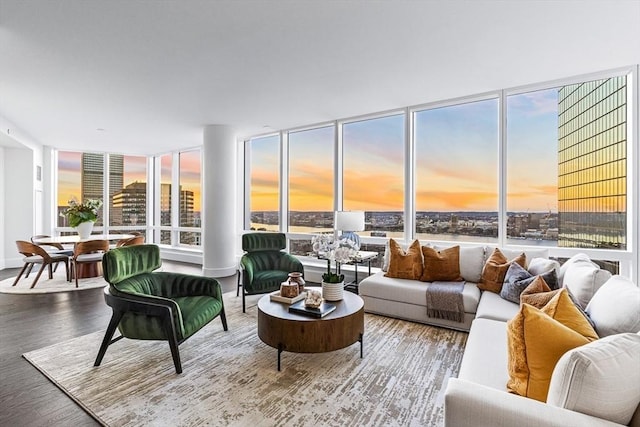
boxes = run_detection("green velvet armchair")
[237,232,304,312]
[94,244,227,374]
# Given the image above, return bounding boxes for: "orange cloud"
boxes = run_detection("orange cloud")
[416,191,497,211]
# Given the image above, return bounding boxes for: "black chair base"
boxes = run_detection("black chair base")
[94,288,228,374]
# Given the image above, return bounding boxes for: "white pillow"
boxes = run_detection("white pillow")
[527,257,561,278]
[434,244,484,283]
[483,246,548,268]
[586,275,640,337]
[558,253,592,286]
[547,333,640,425]
[562,261,612,309]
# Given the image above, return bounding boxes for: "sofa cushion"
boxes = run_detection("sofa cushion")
[385,239,423,280]
[479,248,526,293]
[420,245,462,282]
[382,239,410,272]
[520,276,557,307]
[475,291,520,322]
[528,257,561,281]
[359,271,480,314]
[433,244,485,283]
[585,275,640,337]
[484,246,548,268]
[558,253,591,286]
[547,332,640,425]
[506,302,594,402]
[457,318,509,391]
[501,262,558,304]
[562,260,612,309]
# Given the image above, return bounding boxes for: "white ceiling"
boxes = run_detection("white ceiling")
[1,0,639,155]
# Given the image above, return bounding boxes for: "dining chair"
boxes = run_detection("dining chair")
[30,235,74,272]
[115,235,145,247]
[71,239,110,287]
[13,241,71,288]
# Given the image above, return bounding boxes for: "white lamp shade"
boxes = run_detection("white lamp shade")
[334,211,365,232]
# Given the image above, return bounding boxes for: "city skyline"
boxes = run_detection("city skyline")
[58,151,202,211]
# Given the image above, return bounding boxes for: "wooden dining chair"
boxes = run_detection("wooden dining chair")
[115,235,145,247]
[30,235,74,272]
[71,239,110,287]
[13,241,71,288]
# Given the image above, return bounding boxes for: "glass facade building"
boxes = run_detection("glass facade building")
[557,76,627,249]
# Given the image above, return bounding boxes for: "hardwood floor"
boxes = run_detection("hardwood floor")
[0,263,238,427]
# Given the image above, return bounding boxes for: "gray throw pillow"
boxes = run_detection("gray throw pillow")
[501,262,559,304]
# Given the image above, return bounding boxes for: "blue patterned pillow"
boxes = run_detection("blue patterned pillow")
[501,262,558,304]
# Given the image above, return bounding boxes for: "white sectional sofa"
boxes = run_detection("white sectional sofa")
[359,245,640,426]
[358,244,549,331]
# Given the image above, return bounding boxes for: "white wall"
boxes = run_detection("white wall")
[3,148,35,268]
[0,147,4,269]
[0,117,43,269]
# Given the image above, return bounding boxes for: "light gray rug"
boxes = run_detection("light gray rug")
[23,293,467,426]
[0,270,108,294]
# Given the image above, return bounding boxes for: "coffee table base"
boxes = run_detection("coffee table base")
[275,333,363,371]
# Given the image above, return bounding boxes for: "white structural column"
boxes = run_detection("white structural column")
[202,125,237,278]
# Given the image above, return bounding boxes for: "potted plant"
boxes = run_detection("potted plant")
[313,236,358,301]
[60,197,103,238]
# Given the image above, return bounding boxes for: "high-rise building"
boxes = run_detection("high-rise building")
[80,153,124,225]
[557,76,627,249]
[112,182,147,226]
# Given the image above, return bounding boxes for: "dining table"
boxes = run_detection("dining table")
[32,234,136,279]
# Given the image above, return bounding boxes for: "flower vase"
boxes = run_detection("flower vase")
[322,281,344,301]
[76,221,94,239]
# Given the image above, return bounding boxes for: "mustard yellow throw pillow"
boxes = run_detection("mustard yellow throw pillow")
[507,289,599,402]
[420,245,463,282]
[479,248,526,293]
[385,239,423,280]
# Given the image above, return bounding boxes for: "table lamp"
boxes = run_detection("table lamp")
[334,211,365,249]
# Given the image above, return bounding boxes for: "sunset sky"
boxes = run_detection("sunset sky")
[251,88,560,213]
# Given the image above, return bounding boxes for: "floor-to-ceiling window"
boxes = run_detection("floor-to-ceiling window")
[242,67,636,277]
[55,149,202,250]
[179,150,202,247]
[247,134,280,231]
[414,98,499,243]
[109,154,147,237]
[342,114,405,240]
[287,126,334,256]
[506,75,627,252]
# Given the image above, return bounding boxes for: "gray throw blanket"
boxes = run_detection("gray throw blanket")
[426,281,465,323]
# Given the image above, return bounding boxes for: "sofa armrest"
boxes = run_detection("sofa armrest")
[444,378,623,427]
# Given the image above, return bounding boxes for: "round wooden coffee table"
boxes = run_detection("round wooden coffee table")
[257,289,365,371]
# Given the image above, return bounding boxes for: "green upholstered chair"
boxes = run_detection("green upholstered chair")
[237,232,304,313]
[94,244,227,374]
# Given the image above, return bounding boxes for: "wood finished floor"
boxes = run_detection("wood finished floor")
[0,262,238,427]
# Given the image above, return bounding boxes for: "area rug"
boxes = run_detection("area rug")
[0,269,108,294]
[23,292,467,426]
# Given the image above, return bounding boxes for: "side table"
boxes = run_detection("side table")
[318,250,378,294]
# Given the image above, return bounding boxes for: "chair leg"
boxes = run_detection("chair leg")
[25,263,34,278]
[48,263,53,279]
[236,270,241,297]
[94,310,124,367]
[242,289,246,313]
[163,314,182,374]
[74,262,79,288]
[219,307,228,331]
[12,263,30,286]
[64,259,70,282]
[30,264,47,289]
